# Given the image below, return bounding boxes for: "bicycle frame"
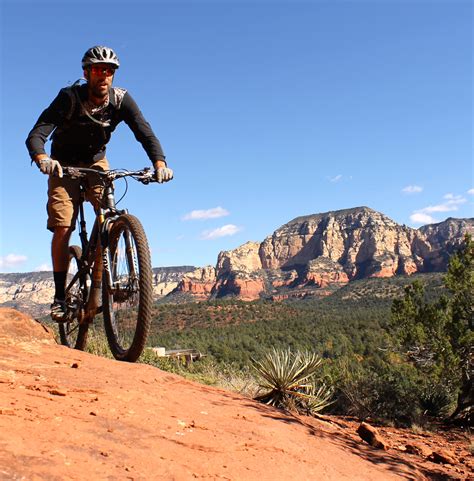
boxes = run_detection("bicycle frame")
[62,165,154,314]
[65,177,130,315]
[59,166,156,359]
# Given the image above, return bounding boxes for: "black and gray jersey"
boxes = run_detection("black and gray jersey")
[26,83,165,166]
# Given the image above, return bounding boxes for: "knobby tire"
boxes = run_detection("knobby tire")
[102,214,153,362]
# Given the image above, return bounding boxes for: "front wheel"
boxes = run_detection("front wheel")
[59,245,90,350]
[102,214,153,362]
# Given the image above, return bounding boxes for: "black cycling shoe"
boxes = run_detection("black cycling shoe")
[51,299,67,322]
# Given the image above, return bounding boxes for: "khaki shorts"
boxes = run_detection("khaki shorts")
[47,157,110,232]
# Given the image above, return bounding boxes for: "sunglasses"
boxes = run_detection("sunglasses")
[89,66,116,76]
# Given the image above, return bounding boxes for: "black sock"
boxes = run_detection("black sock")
[53,271,67,301]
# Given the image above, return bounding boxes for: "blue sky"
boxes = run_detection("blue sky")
[1,0,473,273]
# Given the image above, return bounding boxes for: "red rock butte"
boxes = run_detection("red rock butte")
[174,208,473,301]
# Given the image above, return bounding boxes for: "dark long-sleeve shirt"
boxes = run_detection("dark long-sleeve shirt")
[26,84,165,166]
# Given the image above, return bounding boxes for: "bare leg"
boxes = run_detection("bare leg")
[52,227,73,271]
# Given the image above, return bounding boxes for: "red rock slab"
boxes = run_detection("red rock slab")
[0,309,425,480]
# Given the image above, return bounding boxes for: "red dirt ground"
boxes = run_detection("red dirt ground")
[0,308,471,480]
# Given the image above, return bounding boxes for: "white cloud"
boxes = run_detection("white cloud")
[182,206,229,221]
[410,192,468,225]
[34,263,52,272]
[418,194,466,214]
[410,213,437,224]
[329,174,342,183]
[0,254,28,270]
[402,185,423,194]
[200,224,241,240]
[467,188,474,195]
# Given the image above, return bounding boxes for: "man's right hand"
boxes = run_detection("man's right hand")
[36,157,63,178]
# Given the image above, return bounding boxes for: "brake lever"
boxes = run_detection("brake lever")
[105,170,117,181]
[138,167,155,184]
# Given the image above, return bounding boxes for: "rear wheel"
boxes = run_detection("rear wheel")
[59,245,89,350]
[102,214,153,362]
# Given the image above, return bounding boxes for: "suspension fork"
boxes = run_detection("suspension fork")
[101,225,115,293]
[95,207,114,295]
[99,182,139,292]
[124,228,139,280]
[101,217,137,292]
[101,183,113,287]
[100,183,119,293]
[101,217,138,293]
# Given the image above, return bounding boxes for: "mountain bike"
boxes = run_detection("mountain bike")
[59,166,155,362]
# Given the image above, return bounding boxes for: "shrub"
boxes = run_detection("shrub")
[332,359,427,426]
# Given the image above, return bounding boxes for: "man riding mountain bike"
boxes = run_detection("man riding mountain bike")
[26,45,173,322]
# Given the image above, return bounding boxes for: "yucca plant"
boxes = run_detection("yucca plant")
[252,348,333,415]
[303,381,334,415]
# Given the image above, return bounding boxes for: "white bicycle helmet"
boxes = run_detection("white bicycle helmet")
[82,46,120,69]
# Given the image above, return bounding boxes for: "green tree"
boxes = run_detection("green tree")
[444,234,473,420]
[391,235,473,422]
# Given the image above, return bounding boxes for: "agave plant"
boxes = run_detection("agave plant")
[252,348,333,415]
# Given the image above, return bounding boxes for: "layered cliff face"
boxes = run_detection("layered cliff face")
[216,242,263,274]
[212,242,264,300]
[259,208,431,278]
[419,218,474,270]
[175,266,217,300]
[175,207,473,301]
[0,266,197,317]
[152,266,196,297]
[0,272,55,318]
[171,242,266,301]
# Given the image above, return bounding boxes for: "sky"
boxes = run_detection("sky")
[0,0,473,273]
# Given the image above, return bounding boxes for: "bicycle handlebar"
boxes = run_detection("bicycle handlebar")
[62,167,156,185]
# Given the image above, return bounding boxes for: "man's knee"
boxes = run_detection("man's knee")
[52,226,73,243]
[51,227,73,271]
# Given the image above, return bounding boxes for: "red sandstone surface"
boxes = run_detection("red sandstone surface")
[303,271,350,288]
[0,308,471,480]
[178,279,214,300]
[226,278,266,301]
